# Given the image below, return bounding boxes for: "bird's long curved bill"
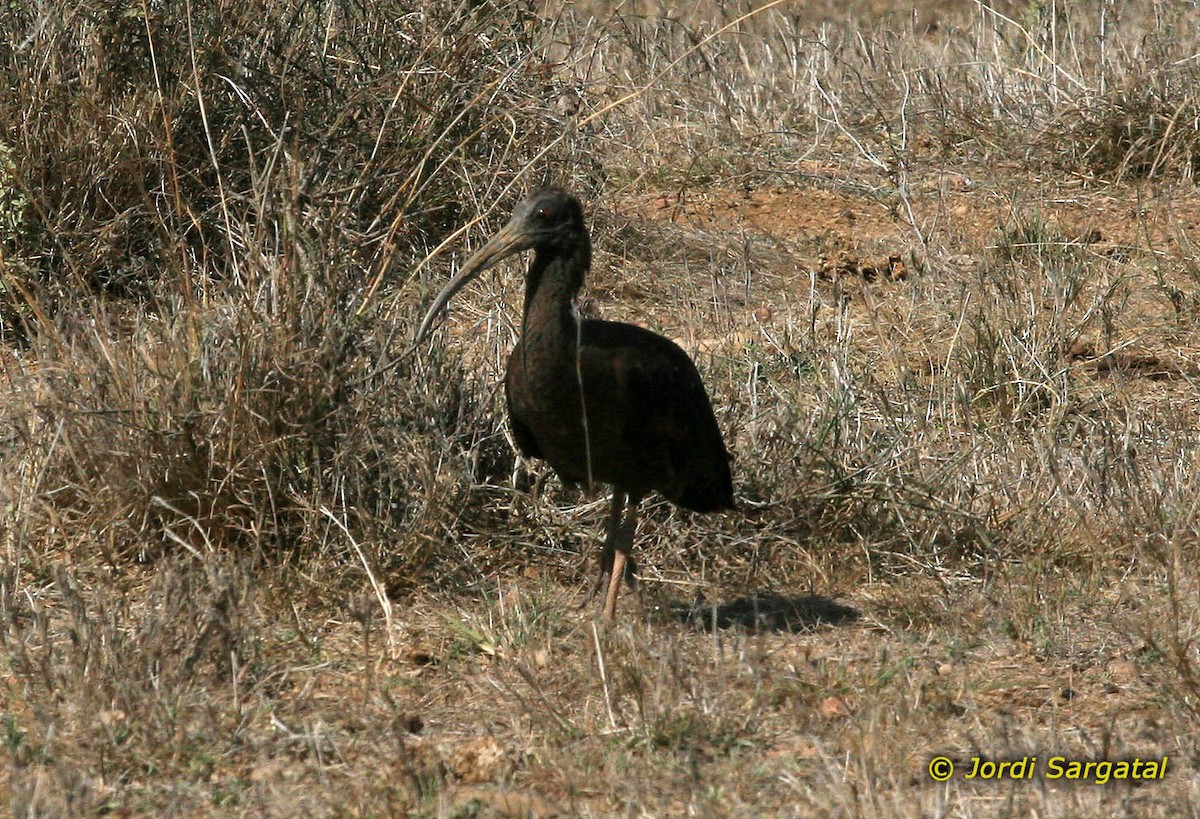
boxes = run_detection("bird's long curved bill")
[412,221,529,348]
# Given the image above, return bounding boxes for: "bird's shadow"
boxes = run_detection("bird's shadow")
[669,592,859,633]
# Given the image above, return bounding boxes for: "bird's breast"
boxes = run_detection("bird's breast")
[507,344,580,430]
[505,341,605,483]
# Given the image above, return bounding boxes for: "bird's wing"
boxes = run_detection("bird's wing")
[580,320,713,419]
[580,320,733,511]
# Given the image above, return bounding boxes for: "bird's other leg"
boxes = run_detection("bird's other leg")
[603,494,642,621]
[585,490,626,606]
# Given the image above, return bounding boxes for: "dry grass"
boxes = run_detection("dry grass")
[3,0,1200,815]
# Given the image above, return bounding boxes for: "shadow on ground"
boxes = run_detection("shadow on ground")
[672,592,859,633]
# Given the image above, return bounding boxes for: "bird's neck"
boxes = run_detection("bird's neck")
[521,244,589,357]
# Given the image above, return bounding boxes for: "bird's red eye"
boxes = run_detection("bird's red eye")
[539,207,555,220]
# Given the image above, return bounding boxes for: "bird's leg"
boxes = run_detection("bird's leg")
[585,490,626,606]
[602,494,641,621]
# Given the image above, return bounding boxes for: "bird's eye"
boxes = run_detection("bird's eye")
[539,207,555,221]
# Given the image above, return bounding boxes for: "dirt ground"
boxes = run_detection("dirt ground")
[5,0,1200,815]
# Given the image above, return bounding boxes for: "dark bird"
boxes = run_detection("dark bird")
[414,189,733,620]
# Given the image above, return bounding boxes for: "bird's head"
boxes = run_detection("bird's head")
[504,188,587,254]
[414,188,587,347]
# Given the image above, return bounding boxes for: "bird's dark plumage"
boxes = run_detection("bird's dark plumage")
[415,188,733,619]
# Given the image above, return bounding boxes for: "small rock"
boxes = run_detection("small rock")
[819,695,855,718]
[448,736,512,784]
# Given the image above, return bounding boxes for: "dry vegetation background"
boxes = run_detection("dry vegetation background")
[3,0,1200,815]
